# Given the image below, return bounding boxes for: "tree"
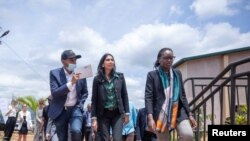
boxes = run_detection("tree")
[18,96,38,113]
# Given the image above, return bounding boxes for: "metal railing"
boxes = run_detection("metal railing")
[171,57,250,141]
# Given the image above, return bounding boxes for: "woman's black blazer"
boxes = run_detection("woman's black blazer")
[91,72,130,118]
[145,69,191,123]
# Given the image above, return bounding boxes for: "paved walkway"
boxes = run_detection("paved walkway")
[0,131,34,141]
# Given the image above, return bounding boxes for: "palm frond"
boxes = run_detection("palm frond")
[18,96,38,113]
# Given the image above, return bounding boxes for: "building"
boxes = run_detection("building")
[174,46,250,125]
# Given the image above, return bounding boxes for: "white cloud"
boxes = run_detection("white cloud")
[1,0,249,108]
[57,27,106,46]
[114,23,200,69]
[0,73,49,99]
[199,23,240,48]
[78,0,169,41]
[29,0,71,9]
[4,21,250,108]
[125,77,141,87]
[53,22,250,108]
[169,5,183,16]
[128,89,145,107]
[246,3,250,10]
[0,74,23,86]
[190,0,238,19]
[198,22,250,52]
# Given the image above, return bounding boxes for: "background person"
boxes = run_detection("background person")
[45,118,58,141]
[41,96,52,141]
[82,103,92,141]
[3,97,18,141]
[34,98,45,141]
[136,107,157,141]
[17,104,33,141]
[122,101,137,141]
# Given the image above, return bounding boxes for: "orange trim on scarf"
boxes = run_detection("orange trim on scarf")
[156,119,166,132]
[170,103,178,129]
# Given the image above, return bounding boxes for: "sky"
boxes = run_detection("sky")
[0,0,250,108]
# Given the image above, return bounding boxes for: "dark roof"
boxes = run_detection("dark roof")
[173,46,250,68]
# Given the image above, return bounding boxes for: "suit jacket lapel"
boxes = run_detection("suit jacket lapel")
[76,80,81,98]
[59,67,67,85]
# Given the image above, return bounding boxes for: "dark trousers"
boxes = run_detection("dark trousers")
[3,117,16,141]
[98,109,123,141]
[84,126,92,141]
[143,131,157,141]
[54,106,83,141]
[94,131,102,141]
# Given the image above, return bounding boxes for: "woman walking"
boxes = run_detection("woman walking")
[17,104,33,141]
[145,48,197,141]
[33,99,45,141]
[91,53,130,141]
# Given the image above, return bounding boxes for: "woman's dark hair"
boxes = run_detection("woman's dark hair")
[154,47,173,68]
[97,53,116,76]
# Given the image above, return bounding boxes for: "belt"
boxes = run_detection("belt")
[64,106,75,110]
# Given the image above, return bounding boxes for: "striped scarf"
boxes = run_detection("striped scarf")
[156,67,180,133]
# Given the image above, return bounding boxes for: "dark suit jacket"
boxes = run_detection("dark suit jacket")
[145,69,191,123]
[48,67,88,120]
[91,72,129,118]
[136,108,147,140]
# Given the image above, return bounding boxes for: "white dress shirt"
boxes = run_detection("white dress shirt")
[6,105,17,117]
[64,68,77,106]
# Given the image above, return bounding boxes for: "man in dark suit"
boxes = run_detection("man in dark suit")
[48,49,88,141]
[136,108,157,141]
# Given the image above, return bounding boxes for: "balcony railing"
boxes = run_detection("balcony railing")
[171,57,250,141]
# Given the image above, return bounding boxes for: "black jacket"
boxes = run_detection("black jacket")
[91,72,130,118]
[136,108,147,140]
[145,69,191,123]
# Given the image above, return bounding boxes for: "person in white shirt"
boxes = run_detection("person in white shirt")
[83,103,93,141]
[3,98,18,141]
[17,104,33,141]
[33,99,45,141]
